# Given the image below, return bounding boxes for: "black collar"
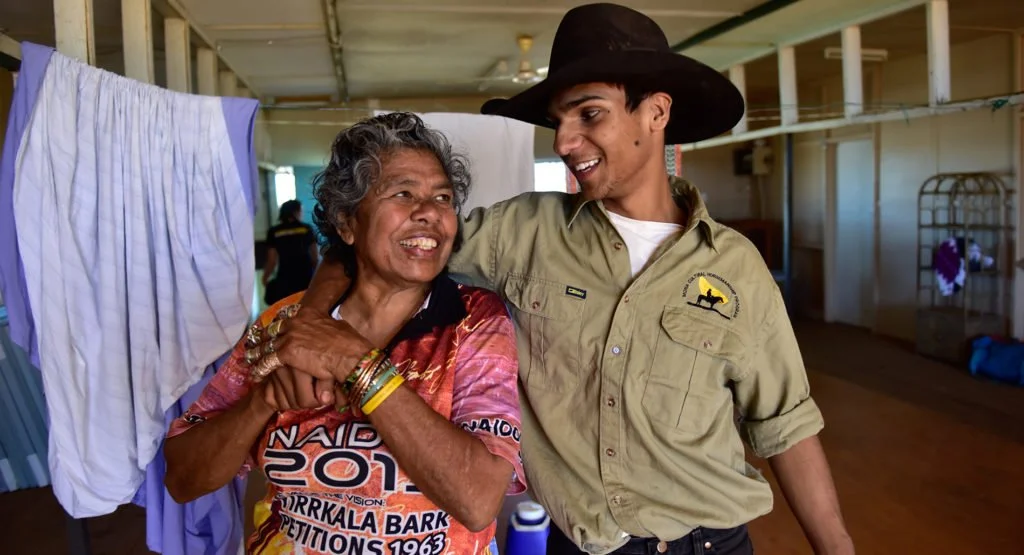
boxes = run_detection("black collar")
[330,272,467,353]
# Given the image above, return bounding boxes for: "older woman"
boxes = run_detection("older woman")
[164,112,526,555]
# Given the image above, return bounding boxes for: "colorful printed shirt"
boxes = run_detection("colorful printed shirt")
[167,276,526,555]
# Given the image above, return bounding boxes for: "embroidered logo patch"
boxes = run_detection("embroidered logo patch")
[565,286,587,300]
[682,272,740,320]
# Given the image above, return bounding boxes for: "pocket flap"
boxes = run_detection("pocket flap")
[504,276,585,320]
[660,306,747,363]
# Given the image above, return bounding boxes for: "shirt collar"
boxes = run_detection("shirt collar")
[566,176,718,250]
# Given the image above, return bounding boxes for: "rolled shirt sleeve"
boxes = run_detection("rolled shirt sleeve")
[733,286,825,458]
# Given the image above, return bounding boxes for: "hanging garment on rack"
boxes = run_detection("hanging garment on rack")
[933,237,965,296]
[960,237,995,272]
[0,42,258,519]
[132,353,248,555]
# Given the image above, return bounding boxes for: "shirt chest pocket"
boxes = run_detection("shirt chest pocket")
[642,307,748,434]
[503,276,585,392]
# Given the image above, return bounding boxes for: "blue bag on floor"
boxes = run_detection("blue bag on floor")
[968,336,1024,386]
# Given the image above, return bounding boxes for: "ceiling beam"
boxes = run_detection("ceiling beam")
[150,0,259,95]
[690,0,930,72]
[0,31,21,71]
[673,0,800,52]
[681,92,1024,151]
[322,0,350,104]
[335,4,739,18]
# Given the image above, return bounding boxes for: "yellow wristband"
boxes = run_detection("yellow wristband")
[362,374,405,415]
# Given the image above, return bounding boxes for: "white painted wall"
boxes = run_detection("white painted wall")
[799,33,1015,341]
[680,33,1018,341]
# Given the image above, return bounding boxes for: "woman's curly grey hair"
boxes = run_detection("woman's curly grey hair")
[312,112,471,277]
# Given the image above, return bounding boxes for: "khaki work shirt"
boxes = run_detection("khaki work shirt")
[449,177,824,554]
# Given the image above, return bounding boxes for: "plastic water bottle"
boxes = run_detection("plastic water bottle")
[504,501,550,555]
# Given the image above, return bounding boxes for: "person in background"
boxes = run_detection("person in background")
[262,199,319,305]
[163,112,525,555]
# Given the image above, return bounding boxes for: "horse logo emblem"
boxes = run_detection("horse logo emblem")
[684,273,740,320]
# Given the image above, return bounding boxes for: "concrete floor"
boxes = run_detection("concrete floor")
[1,321,1021,554]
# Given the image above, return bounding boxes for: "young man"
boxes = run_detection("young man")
[270,3,854,554]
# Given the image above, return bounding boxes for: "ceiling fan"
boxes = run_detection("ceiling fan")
[474,34,549,91]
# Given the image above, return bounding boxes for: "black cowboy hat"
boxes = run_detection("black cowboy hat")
[480,3,745,145]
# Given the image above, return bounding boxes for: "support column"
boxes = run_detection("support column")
[926,0,951,105]
[121,0,154,82]
[196,47,218,95]
[164,18,191,93]
[54,0,95,64]
[729,65,748,134]
[219,71,238,97]
[1013,32,1023,339]
[782,133,794,313]
[841,25,863,118]
[237,87,251,98]
[778,46,798,126]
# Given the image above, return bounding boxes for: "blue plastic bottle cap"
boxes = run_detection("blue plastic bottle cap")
[515,501,547,523]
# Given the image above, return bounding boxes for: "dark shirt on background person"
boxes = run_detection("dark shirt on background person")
[263,200,318,305]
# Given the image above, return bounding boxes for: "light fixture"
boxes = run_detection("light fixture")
[824,46,888,62]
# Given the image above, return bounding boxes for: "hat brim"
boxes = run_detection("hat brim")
[480,51,744,145]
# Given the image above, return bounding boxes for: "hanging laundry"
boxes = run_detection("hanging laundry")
[933,237,965,296]
[0,42,258,519]
[961,238,995,272]
[132,353,248,555]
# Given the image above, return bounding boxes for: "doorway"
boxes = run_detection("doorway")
[827,138,876,329]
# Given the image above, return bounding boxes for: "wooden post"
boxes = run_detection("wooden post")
[219,71,238,97]
[54,0,95,64]
[196,48,218,95]
[841,26,863,118]
[778,46,798,126]
[121,0,154,82]
[164,18,191,93]
[729,65,748,133]
[926,0,951,105]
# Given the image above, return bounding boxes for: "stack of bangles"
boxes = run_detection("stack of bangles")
[341,348,405,415]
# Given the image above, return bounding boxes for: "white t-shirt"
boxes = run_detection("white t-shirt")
[606,211,684,277]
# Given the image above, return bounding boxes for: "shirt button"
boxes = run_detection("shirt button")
[611,495,622,505]
[702,339,713,349]
[605,448,616,457]
[531,301,540,309]
[704,541,713,549]
[606,397,616,407]
[623,295,630,303]
[657,541,668,552]
[611,346,621,355]
[613,241,624,250]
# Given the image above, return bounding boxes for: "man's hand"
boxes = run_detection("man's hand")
[256,305,374,406]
